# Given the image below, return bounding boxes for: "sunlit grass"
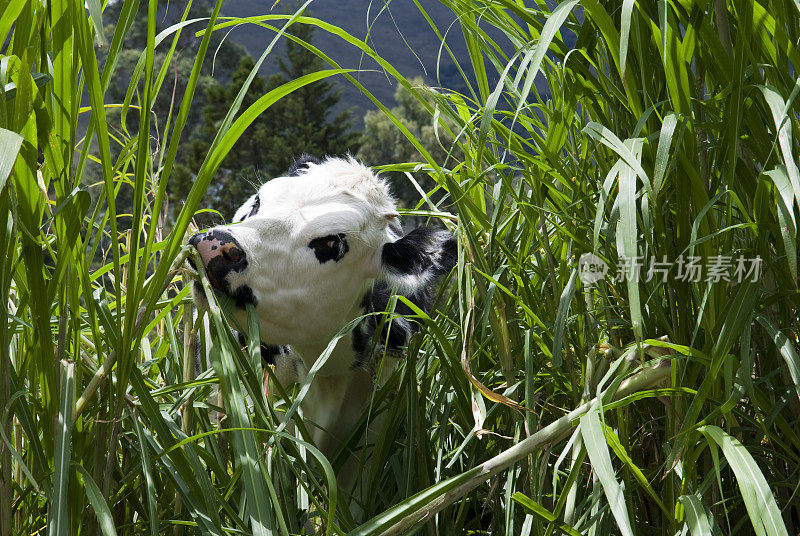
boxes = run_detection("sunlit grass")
[1,0,799,535]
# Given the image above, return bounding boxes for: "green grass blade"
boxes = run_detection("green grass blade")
[512,492,582,536]
[759,84,800,208]
[678,494,712,536]
[47,361,75,536]
[602,423,669,516]
[764,166,798,279]
[659,0,667,64]
[552,267,578,367]
[0,391,41,492]
[617,138,644,346]
[0,0,26,46]
[756,315,800,406]
[699,425,789,536]
[653,112,678,193]
[619,0,635,80]
[75,464,118,536]
[580,407,633,536]
[513,0,579,115]
[133,412,159,536]
[0,127,22,193]
[84,0,104,46]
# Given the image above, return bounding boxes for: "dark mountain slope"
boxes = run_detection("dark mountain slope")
[221,0,474,119]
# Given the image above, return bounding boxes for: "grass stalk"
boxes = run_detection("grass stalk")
[2,0,799,532]
[352,360,671,536]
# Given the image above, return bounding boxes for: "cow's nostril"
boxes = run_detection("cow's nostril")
[188,229,247,295]
[221,245,244,263]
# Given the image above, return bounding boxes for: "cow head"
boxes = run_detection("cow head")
[188,156,456,357]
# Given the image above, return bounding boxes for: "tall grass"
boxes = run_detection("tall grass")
[1,0,799,535]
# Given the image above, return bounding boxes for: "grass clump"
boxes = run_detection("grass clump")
[1,0,799,535]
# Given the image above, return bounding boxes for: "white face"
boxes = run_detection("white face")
[190,157,400,346]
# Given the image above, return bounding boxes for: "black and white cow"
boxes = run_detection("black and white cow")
[188,155,456,470]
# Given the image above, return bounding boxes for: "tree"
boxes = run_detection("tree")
[96,0,255,228]
[171,55,271,222]
[174,19,361,223]
[260,20,361,176]
[357,78,460,207]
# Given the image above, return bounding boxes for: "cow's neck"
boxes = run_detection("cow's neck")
[289,282,372,376]
[290,331,357,378]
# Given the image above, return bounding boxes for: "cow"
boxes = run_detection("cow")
[188,155,456,502]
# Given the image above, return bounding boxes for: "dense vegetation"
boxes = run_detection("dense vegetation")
[1,0,798,535]
[98,0,361,223]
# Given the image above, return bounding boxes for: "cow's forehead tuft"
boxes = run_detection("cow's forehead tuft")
[258,157,395,214]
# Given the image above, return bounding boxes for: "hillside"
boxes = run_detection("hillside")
[220,0,475,121]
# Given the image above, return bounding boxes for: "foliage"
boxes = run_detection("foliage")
[96,0,254,227]
[260,19,361,174]
[173,55,274,222]
[176,19,361,222]
[358,77,461,207]
[1,0,799,535]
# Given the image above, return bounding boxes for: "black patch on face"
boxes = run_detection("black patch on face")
[287,153,320,176]
[234,194,261,223]
[308,233,349,263]
[231,285,257,308]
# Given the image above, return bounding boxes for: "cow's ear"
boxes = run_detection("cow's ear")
[380,227,457,293]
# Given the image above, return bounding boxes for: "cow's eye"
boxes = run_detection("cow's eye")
[235,194,261,223]
[246,194,261,218]
[308,233,349,263]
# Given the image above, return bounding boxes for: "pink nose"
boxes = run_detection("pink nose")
[188,229,247,291]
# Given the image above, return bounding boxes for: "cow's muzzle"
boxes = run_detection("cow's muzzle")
[188,229,248,294]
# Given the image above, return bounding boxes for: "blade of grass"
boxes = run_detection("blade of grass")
[47,361,75,536]
[0,128,22,193]
[678,494,712,536]
[553,267,578,367]
[764,166,797,280]
[580,407,633,536]
[699,425,789,536]
[512,492,582,536]
[133,411,159,536]
[74,464,118,536]
[756,315,800,405]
